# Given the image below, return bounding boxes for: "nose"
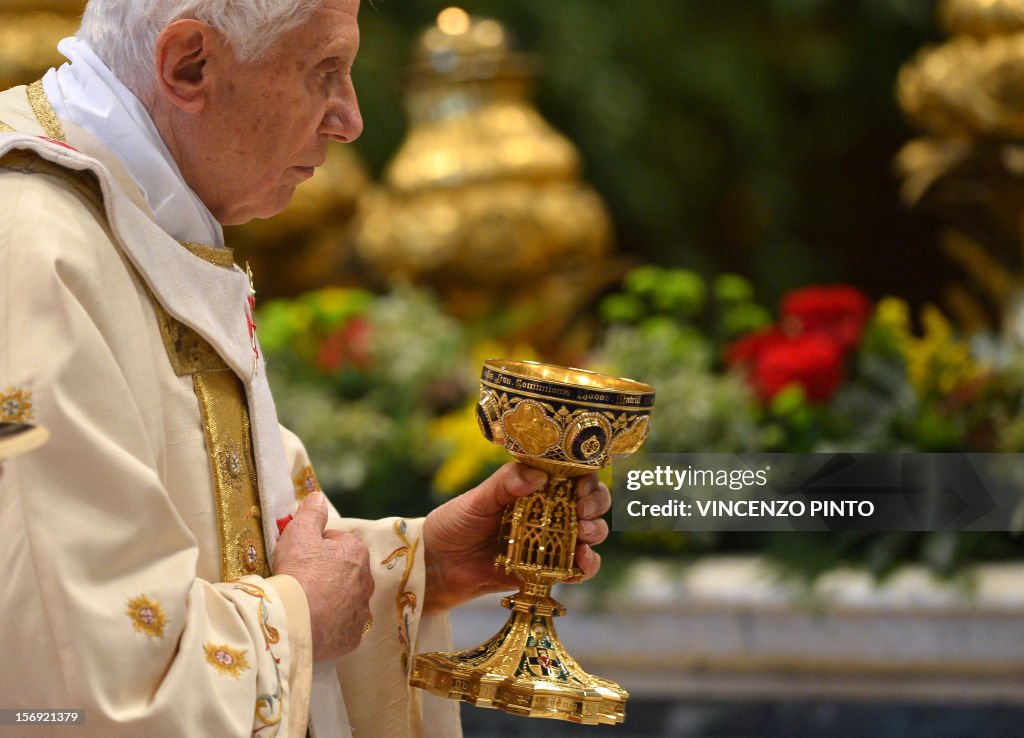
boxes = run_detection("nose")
[320,78,363,143]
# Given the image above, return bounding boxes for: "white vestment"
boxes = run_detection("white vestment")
[0,82,459,738]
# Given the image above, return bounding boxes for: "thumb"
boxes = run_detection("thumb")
[293,491,328,534]
[463,463,548,517]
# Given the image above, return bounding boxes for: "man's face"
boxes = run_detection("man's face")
[184,0,363,225]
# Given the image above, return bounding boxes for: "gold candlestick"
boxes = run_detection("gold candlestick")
[411,360,654,726]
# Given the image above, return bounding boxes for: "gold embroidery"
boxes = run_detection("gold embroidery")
[293,465,321,501]
[180,241,235,269]
[0,387,33,423]
[194,370,270,582]
[233,582,283,734]
[237,528,265,575]
[126,595,168,639]
[234,581,281,645]
[154,310,225,376]
[145,285,269,585]
[204,643,249,679]
[381,519,420,673]
[26,80,67,144]
[0,120,13,134]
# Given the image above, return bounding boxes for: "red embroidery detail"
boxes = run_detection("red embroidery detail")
[37,136,79,152]
[275,515,293,536]
[245,295,260,361]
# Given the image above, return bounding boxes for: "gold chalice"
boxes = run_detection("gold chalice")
[410,360,654,725]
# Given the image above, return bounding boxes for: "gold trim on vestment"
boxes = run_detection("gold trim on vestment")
[181,240,236,269]
[12,79,270,584]
[26,80,67,143]
[154,307,229,375]
[194,369,270,581]
[0,120,13,134]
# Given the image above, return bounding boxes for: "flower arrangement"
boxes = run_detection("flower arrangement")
[258,285,471,519]
[594,266,1024,578]
[258,269,1024,578]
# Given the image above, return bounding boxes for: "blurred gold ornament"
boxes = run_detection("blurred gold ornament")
[410,360,655,725]
[352,10,624,351]
[0,2,82,90]
[896,0,1024,338]
[939,0,1024,37]
[227,143,370,298]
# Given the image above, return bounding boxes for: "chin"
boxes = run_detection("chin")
[226,189,299,225]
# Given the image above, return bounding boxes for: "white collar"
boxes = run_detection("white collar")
[42,36,225,247]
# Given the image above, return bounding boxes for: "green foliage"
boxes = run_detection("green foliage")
[260,286,469,519]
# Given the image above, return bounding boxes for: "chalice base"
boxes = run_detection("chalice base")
[410,596,627,725]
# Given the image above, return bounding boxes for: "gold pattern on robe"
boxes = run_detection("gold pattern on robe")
[194,369,270,581]
[126,595,168,639]
[181,240,236,268]
[381,519,420,674]
[26,80,66,143]
[293,465,321,501]
[0,386,33,423]
[204,643,250,679]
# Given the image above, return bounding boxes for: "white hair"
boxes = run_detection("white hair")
[78,0,324,94]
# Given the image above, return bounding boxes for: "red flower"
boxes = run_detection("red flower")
[316,317,373,373]
[725,326,785,367]
[780,285,871,353]
[753,332,844,402]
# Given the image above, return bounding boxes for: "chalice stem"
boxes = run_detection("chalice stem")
[410,475,628,725]
[496,476,580,587]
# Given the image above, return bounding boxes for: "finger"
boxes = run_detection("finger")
[572,543,602,581]
[574,473,600,498]
[564,543,602,583]
[577,518,608,546]
[462,462,547,517]
[292,491,329,534]
[322,528,349,542]
[577,482,611,520]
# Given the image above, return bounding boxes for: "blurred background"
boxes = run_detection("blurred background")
[5,0,1024,735]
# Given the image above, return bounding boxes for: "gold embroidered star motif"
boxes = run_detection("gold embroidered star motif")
[126,595,168,639]
[0,387,33,423]
[204,643,249,679]
[293,465,321,501]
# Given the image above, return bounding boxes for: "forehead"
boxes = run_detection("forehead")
[273,0,360,60]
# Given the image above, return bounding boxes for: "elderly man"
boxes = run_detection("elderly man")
[0,1,611,736]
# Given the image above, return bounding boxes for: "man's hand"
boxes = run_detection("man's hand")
[422,463,611,615]
[273,492,374,660]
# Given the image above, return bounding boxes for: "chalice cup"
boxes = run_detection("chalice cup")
[410,359,655,725]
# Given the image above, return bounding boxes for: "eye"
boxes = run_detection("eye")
[315,57,345,85]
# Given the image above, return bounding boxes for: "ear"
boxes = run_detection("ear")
[153,19,219,114]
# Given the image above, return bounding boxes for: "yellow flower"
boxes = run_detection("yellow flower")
[430,340,540,496]
[877,300,979,398]
[874,296,911,337]
[430,403,508,496]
